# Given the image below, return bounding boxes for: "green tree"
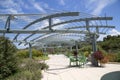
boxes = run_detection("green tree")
[0,36,18,79]
[100,35,120,52]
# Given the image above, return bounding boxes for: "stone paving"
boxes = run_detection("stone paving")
[42,54,120,80]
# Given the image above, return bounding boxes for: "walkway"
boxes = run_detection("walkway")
[42,54,120,80]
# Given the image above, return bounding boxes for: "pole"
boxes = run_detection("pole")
[91,34,98,66]
[92,34,97,52]
[70,46,72,51]
[29,43,32,59]
[75,41,78,53]
[75,41,79,66]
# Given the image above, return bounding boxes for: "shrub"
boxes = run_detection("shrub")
[7,59,48,80]
[84,51,90,57]
[64,51,72,57]
[32,49,43,57]
[7,70,42,80]
[39,62,49,70]
[93,51,104,60]
[117,52,120,62]
[107,53,117,62]
[100,57,109,63]
[33,56,49,61]
[17,50,29,58]
[17,49,43,58]
[0,37,18,79]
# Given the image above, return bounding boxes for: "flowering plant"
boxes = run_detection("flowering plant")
[93,51,104,60]
[100,57,109,63]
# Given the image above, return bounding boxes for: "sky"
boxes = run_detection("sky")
[0,0,120,48]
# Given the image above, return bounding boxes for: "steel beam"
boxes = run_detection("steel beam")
[65,26,115,29]
[0,29,98,34]
[43,17,113,29]
[0,14,48,16]
[18,33,35,45]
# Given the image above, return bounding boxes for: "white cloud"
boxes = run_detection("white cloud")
[97,29,120,41]
[97,34,107,41]
[0,0,47,14]
[59,0,65,6]
[7,8,19,13]
[0,0,23,14]
[35,18,67,30]
[52,18,67,29]
[108,29,120,36]
[33,3,46,13]
[28,0,48,13]
[37,20,48,30]
[40,2,49,9]
[85,0,117,15]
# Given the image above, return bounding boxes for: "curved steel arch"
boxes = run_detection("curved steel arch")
[23,12,79,29]
[8,13,113,46]
[20,17,113,42]
[13,12,79,40]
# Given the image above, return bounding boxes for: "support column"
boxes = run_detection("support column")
[29,43,32,59]
[91,34,98,66]
[3,15,11,36]
[86,20,90,33]
[75,41,78,53]
[48,18,53,31]
[75,41,79,66]
[92,34,97,52]
[70,46,72,51]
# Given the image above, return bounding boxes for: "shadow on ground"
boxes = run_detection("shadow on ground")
[47,67,69,71]
[101,71,120,80]
[45,66,73,75]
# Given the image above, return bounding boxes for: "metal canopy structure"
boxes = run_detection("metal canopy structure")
[0,12,115,48]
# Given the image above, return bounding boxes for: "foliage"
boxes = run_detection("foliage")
[64,51,72,57]
[17,49,43,58]
[84,51,90,57]
[93,50,109,65]
[39,62,49,70]
[116,52,120,62]
[21,59,48,71]
[33,56,49,60]
[79,45,92,57]
[100,57,109,63]
[6,70,41,80]
[32,49,43,57]
[6,59,49,80]
[93,51,104,60]
[17,49,28,58]
[99,35,120,52]
[0,37,18,79]
[80,45,92,52]
[97,45,107,55]
[106,53,117,62]
[98,35,120,62]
